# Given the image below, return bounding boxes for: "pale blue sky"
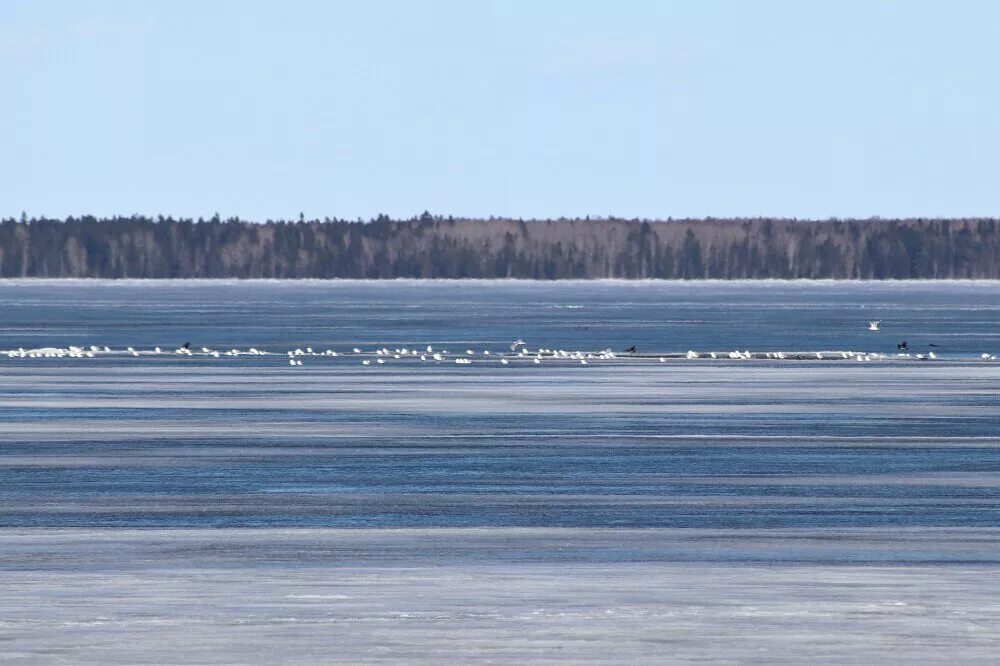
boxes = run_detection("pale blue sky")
[2,1,999,220]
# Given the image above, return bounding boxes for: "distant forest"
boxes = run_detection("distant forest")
[1,213,998,279]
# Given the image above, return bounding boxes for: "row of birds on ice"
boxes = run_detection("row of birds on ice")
[4,334,998,364]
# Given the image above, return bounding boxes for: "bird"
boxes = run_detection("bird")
[897,340,908,350]
[510,339,526,352]
[868,320,880,332]
[624,346,637,353]
[181,341,190,350]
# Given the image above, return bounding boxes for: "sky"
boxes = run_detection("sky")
[2,0,999,221]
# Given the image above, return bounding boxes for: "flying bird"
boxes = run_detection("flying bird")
[897,340,908,350]
[868,320,880,332]
[624,345,637,354]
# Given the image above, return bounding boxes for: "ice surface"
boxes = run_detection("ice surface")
[3,281,1000,662]
[3,529,1000,664]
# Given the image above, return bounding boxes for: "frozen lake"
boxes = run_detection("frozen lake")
[2,280,1000,662]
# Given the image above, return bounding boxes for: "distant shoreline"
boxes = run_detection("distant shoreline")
[3,216,998,279]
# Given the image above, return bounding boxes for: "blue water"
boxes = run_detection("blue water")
[2,279,1000,355]
[2,280,1000,533]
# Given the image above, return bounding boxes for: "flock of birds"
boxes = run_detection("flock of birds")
[3,323,999,366]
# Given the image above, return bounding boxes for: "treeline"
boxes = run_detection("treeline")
[0,213,997,279]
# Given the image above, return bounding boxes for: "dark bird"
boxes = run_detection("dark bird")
[897,340,908,350]
[181,341,190,350]
[928,343,939,347]
[624,345,637,353]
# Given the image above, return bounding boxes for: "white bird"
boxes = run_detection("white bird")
[361,359,371,365]
[510,339,526,352]
[500,358,509,365]
[868,320,880,332]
